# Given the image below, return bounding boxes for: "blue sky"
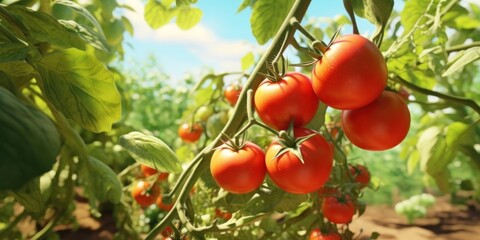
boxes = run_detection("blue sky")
[120,1,377,82]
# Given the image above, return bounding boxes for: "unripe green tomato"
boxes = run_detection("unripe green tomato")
[218,111,229,125]
[195,106,214,122]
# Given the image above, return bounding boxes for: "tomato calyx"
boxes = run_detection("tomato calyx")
[273,126,316,164]
[218,133,247,151]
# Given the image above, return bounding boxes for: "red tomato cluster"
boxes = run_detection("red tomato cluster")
[311,34,410,151]
[131,164,171,208]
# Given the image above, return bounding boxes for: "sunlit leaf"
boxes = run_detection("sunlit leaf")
[442,47,480,77]
[34,48,121,133]
[119,131,182,173]
[250,0,294,45]
[241,52,255,71]
[59,20,109,52]
[144,0,176,29]
[352,0,394,45]
[176,7,202,30]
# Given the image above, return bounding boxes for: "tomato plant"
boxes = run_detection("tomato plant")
[210,141,266,194]
[132,180,161,207]
[322,194,356,224]
[254,72,319,130]
[312,34,387,110]
[178,122,203,143]
[224,84,242,106]
[342,91,411,150]
[265,128,333,194]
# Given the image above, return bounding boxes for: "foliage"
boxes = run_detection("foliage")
[0,0,479,240]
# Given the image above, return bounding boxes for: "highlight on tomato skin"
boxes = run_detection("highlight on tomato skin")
[312,34,387,110]
[224,84,242,106]
[178,122,203,143]
[254,72,319,131]
[342,91,411,151]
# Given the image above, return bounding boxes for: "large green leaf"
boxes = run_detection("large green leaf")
[144,0,176,29]
[442,47,480,77]
[10,171,55,213]
[250,0,294,45]
[119,131,182,173]
[4,5,85,49]
[53,0,105,36]
[0,87,60,190]
[85,157,123,204]
[176,7,202,30]
[34,48,121,133]
[0,42,29,63]
[352,0,393,45]
[58,19,109,52]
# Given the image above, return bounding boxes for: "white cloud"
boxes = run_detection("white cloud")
[120,0,259,73]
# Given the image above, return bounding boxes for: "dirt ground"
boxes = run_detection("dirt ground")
[31,196,480,239]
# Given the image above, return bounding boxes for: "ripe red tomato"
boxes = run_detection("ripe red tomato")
[161,225,173,237]
[156,195,174,211]
[224,84,242,106]
[309,229,342,240]
[178,123,203,143]
[322,194,356,224]
[210,142,266,194]
[131,180,160,207]
[342,91,411,150]
[265,128,333,194]
[215,208,232,220]
[254,72,319,130]
[141,164,169,181]
[312,34,387,110]
[349,164,371,188]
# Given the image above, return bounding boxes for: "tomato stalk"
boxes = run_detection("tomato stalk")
[342,0,359,34]
[392,76,480,116]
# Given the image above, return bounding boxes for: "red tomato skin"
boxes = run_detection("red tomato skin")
[224,84,242,106]
[141,164,169,181]
[210,142,266,194]
[131,181,160,207]
[349,164,371,188]
[309,229,342,240]
[215,208,232,220]
[156,195,174,211]
[322,194,356,224]
[178,123,203,143]
[254,72,319,130]
[265,128,333,194]
[342,91,411,150]
[312,34,387,110]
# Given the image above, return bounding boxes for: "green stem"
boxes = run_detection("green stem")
[343,0,359,34]
[393,76,480,115]
[446,41,480,53]
[146,1,312,239]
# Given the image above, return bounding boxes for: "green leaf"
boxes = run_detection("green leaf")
[431,169,452,193]
[144,0,176,29]
[58,20,109,52]
[250,0,294,45]
[34,49,120,132]
[351,0,394,45]
[5,5,85,49]
[241,52,255,71]
[52,0,105,36]
[121,16,134,36]
[10,171,54,213]
[442,47,480,77]
[119,131,182,173]
[85,157,123,204]
[176,7,202,30]
[0,87,60,190]
[417,126,445,175]
[0,42,29,63]
[0,61,35,88]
